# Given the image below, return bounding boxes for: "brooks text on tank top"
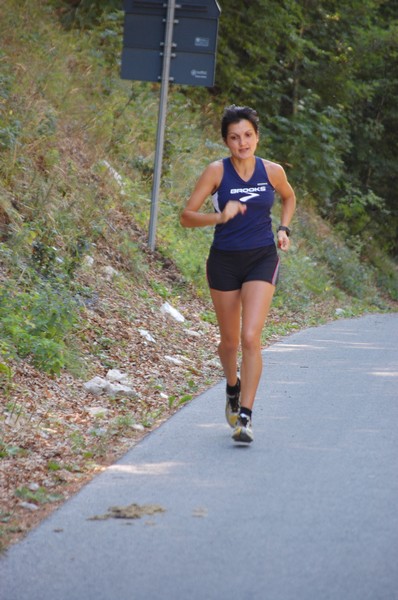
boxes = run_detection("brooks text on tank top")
[211,157,275,250]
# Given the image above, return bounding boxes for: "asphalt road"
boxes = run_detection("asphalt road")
[1,313,397,600]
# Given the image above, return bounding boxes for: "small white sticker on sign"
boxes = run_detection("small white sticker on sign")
[195,37,210,47]
[191,69,208,79]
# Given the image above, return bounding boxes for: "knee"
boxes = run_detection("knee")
[241,329,261,353]
[219,336,239,354]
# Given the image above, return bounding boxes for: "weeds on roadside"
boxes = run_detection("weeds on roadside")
[0,278,80,375]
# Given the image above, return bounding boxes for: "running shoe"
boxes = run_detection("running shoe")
[225,378,240,427]
[232,414,253,443]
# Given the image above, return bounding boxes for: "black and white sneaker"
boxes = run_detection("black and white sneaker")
[232,413,253,443]
[225,378,240,428]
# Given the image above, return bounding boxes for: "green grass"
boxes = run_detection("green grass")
[14,486,63,506]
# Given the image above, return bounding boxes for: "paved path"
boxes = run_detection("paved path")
[1,313,397,600]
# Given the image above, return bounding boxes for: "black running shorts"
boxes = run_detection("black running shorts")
[206,244,280,291]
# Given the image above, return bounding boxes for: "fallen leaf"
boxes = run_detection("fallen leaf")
[88,503,166,521]
[192,507,208,518]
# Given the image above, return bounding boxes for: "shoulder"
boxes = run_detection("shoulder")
[261,158,286,177]
[200,159,224,193]
[261,158,288,188]
[207,159,224,175]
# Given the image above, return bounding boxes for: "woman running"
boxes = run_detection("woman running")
[180,105,296,443]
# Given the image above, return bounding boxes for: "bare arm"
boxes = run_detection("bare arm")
[264,160,296,251]
[180,161,247,228]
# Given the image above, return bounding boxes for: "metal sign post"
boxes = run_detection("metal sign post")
[121,0,221,250]
[148,0,176,251]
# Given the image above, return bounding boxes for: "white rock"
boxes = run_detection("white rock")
[5,414,27,428]
[83,255,94,267]
[160,301,185,323]
[102,265,119,280]
[104,382,135,398]
[88,427,107,436]
[100,160,127,195]
[165,355,184,366]
[207,358,221,368]
[139,329,156,343]
[20,502,39,511]
[106,369,128,383]
[28,483,40,491]
[132,424,145,432]
[184,328,202,337]
[86,406,109,417]
[335,308,345,316]
[85,372,135,396]
[83,376,108,395]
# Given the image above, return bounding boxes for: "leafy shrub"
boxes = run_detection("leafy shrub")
[297,210,383,303]
[0,280,80,374]
[331,184,388,241]
[0,361,13,395]
[274,248,333,313]
[268,97,350,206]
[57,0,123,30]
[320,242,377,300]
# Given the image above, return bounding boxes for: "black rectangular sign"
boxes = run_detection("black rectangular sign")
[121,0,220,86]
[121,48,217,86]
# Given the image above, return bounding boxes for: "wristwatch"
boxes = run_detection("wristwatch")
[277,225,291,237]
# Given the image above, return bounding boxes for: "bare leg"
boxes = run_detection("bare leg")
[239,281,275,410]
[209,288,241,386]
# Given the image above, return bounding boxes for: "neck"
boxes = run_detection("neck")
[230,155,256,177]
[231,154,255,165]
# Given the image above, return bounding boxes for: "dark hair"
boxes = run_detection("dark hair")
[221,105,260,140]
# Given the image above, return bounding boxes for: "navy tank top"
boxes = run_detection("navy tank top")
[211,157,275,251]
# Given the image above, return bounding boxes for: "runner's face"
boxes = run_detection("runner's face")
[225,119,259,159]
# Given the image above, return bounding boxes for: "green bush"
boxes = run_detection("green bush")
[0,280,80,374]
